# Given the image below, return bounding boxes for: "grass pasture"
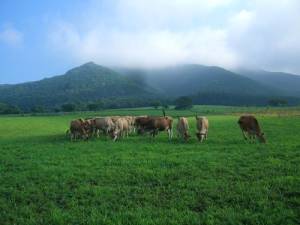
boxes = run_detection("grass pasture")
[0,107,300,225]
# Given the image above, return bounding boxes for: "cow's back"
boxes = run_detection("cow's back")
[153,117,172,131]
[70,119,83,131]
[238,115,260,133]
[177,117,189,131]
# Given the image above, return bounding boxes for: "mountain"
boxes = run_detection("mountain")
[117,64,300,106]
[117,64,283,96]
[1,62,299,111]
[237,69,300,97]
[0,62,155,110]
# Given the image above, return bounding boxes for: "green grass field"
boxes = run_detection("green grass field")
[0,106,299,225]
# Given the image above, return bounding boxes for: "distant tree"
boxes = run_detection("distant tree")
[151,100,161,109]
[61,103,76,112]
[175,96,193,110]
[268,98,288,107]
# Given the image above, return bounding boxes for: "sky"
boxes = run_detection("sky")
[0,0,300,84]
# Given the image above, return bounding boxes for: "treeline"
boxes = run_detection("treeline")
[191,92,300,107]
[1,94,298,115]
[0,97,172,114]
[0,103,21,114]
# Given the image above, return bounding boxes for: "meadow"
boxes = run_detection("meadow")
[0,106,299,225]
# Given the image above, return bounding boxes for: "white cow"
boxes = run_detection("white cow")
[176,117,190,141]
[195,116,209,142]
[111,117,130,141]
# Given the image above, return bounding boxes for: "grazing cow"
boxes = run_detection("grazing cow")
[238,115,266,143]
[195,116,209,142]
[177,117,190,141]
[124,116,136,133]
[110,116,121,123]
[69,118,90,141]
[84,118,97,137]
[110,117,130,141]
[135,116,173,140]
[93,117,115,137]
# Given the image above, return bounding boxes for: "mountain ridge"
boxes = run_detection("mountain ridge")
[0,62,156,110]
[0,62,299,110]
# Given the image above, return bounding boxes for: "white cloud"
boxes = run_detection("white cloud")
[49,23,236,68]
[0,26,23,47]
[227,0,300,73]
[47,0,300,73]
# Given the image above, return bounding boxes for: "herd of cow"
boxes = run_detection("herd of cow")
[66,113,266,143]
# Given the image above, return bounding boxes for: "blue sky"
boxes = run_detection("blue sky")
[1,0,300,83]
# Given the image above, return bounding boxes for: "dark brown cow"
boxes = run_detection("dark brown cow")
[238,115,266,143]
[135,116,173,140]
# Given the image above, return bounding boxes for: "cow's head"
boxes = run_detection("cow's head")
[258,132,266,143]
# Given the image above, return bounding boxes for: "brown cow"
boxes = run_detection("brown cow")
[238,115,266,143]
[177,117,190,141]
[196,116,209,142]
[69,118,90,141]
[135,116,173,140]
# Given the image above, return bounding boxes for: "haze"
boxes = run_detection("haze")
[1,0,300,84]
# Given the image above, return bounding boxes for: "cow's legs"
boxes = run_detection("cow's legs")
[151,129,158,139]
[167,129,172,140]
[167,128,173,140]
[113,135,118,142]
[241,130,248,140]
[200,134,204,142]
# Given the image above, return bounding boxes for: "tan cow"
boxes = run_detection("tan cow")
[238,115,266,143]
[124,116,136,133]
[195,116,209,142]
[93,117,115,137]
[177,117,190,141]
[110,117,130,141]
[110,116,121,123]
